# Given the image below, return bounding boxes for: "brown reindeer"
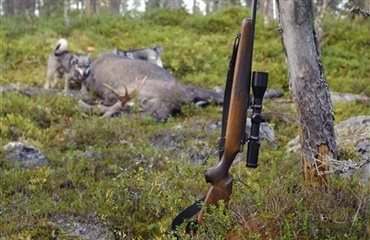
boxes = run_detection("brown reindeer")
[84,53,223,120]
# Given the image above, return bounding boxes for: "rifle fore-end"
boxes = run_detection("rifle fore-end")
[197,18,255,223]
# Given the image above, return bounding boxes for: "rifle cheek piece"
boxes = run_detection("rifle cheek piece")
[246,71,268,168]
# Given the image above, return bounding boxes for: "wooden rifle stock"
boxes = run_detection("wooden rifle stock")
[197,18,255,224]
[170,2,266,235]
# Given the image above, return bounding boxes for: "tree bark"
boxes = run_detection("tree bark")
[145,0,161,11]
[315,0,327,44]
[109,0,121,14]
[192,0,202,14]
[243,0,253,8]
[163,0,183,10]
[64,0,70,27]
[86,0,98,15]
[263,0,269,26]
[4,0,15,15]
[277,0,337,186]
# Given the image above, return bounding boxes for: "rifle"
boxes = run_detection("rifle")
[171,0,268,236]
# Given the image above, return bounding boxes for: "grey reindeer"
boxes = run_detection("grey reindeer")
[44,38,92,92]
[113,45,164,68]
[84,53,223,121]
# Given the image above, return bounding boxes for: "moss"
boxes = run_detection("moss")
[1,6,369,239]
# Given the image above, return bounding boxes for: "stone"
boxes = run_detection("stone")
[3,142,48,169]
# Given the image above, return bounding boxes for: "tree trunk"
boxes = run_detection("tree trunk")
[315,0,327,44]
[4,0,15,15]
[145,0,161,11]
[109,0,121,14]
[192,0,202,14]
[64,0,70,28]
[163,0,183,10]
[230,0,241,5]
[205,0,210,14]
[86,0,98,15]
[277,0,337,186]
[243,0,253,8]
[263,0,269,27]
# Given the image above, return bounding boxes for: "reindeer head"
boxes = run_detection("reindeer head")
[98,77,147,118]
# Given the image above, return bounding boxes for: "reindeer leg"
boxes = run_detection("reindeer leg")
[100,101,124,118]
[97,104,110,113]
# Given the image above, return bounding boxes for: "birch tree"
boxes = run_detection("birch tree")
[263,0,269,26]
[277,0,338,186]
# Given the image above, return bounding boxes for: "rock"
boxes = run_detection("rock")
[263,88,284,99]
[246,118,277,149]
[356,139,370,162]
[330,92,370,103]
[0,85,87,98]
[3,142,48,169]
[335,116,370,152]
[287,116,370,184]
[212,118,276,148]
[210,87,284,99]
[55,217,113,240]
[288,116,370,156]
[359,162,370,185]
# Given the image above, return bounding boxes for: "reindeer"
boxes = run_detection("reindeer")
[84,54,223,120]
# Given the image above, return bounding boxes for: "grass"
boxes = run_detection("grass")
[1,6,369,239]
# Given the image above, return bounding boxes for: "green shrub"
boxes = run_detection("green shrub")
[1,6,369,239]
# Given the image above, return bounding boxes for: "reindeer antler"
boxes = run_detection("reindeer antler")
[103,76,147,106]
[100,76,147,118]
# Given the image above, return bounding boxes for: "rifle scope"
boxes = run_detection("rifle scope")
[246,71,268,168]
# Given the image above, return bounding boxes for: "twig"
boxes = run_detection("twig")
[345,3,370,19]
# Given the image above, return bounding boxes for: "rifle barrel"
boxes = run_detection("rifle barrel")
[251,0,258,22]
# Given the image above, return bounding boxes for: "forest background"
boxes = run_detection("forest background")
[1,0,370,239]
